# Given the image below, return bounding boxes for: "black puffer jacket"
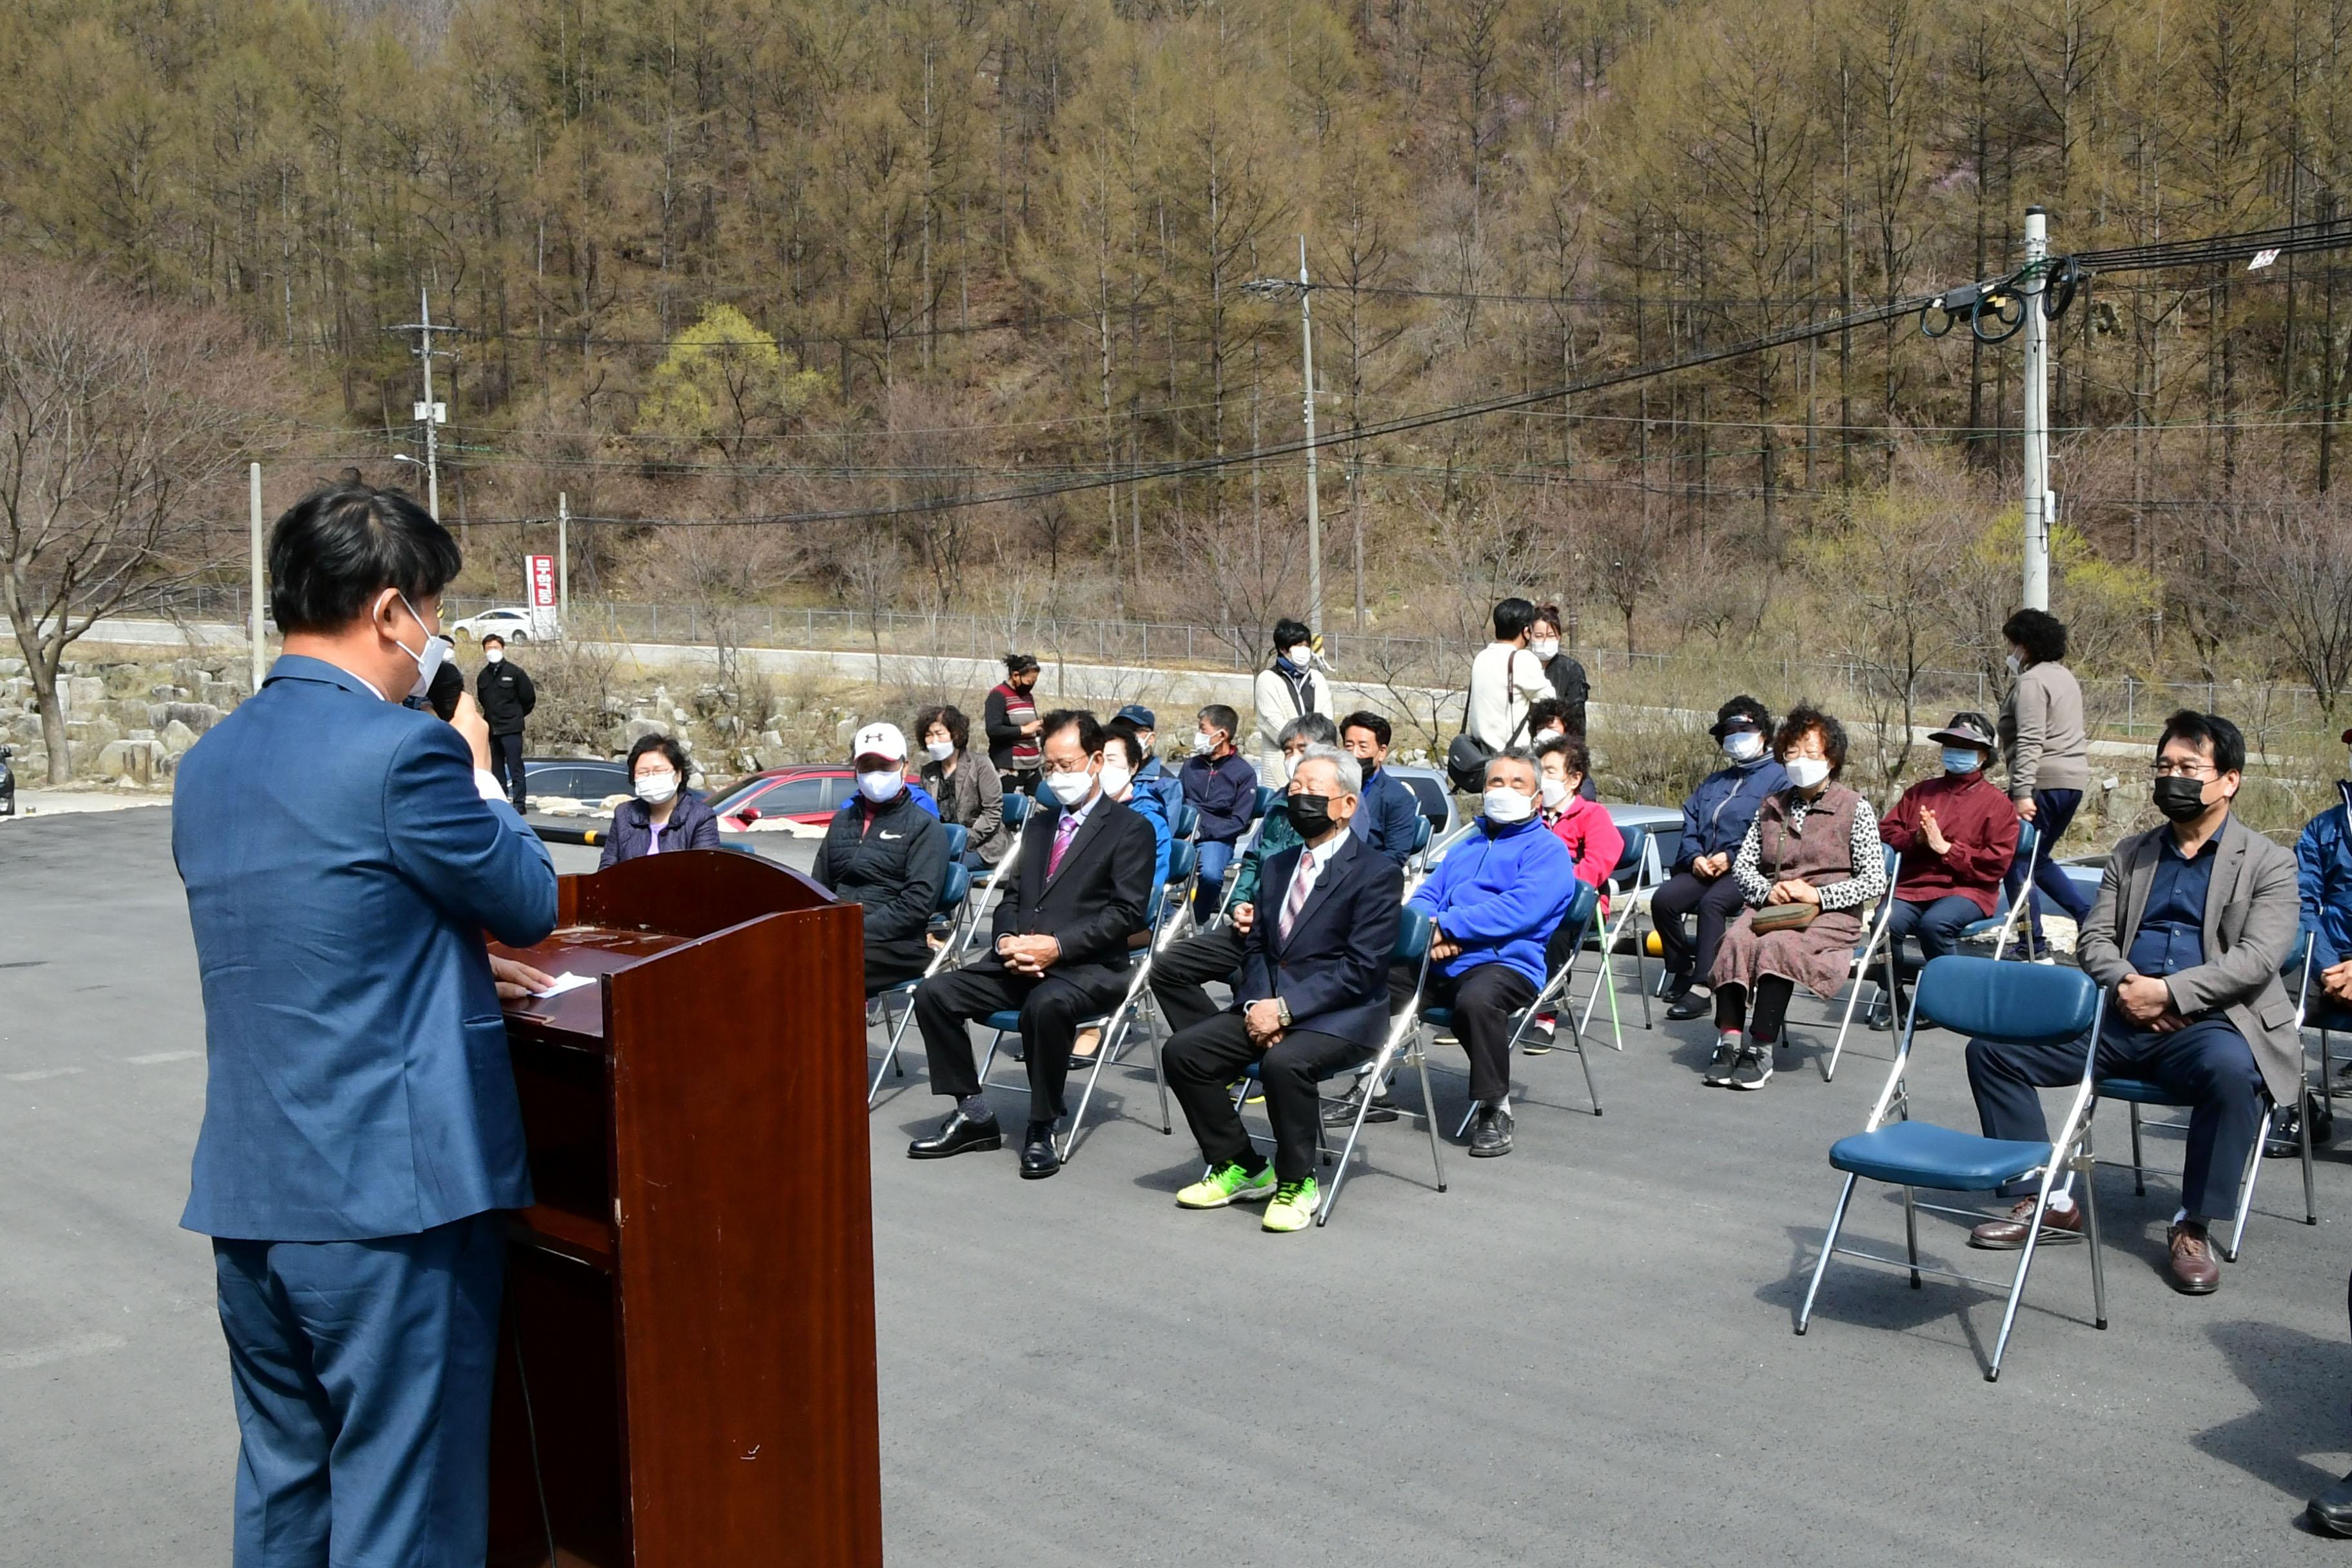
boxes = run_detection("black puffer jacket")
[475,660,536,735]
[811,787,950,973]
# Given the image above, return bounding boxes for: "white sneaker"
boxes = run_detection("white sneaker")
[1705,1032,1743,1086]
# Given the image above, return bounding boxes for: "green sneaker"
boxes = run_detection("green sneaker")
[1261,1177,1320,1232]
[1176,1161,1277,1209]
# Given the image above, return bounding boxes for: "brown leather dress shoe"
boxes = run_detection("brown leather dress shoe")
[1968,1197,2084,1250]
[2166,1221,2220,1294]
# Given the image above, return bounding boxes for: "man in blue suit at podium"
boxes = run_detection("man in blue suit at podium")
[173,479,561,1568]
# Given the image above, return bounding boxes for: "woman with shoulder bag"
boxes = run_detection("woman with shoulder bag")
[1705,705,1886,1092]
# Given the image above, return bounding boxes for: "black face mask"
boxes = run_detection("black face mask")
[1288,794,1335,836]
[2151,775,2215,823]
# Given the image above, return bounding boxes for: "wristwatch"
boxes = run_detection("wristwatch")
[1275,998,1293,1027]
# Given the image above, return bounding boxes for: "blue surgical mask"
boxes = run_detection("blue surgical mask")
[1941,747,1982,775]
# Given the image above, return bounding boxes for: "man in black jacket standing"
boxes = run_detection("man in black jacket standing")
[475,633,536,810]
[813,723,951,995]
[910,709,1158,1179]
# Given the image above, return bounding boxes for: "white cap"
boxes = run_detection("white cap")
[852,721,907,763]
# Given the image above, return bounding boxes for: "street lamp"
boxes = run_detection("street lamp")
[1241,237,1323,638]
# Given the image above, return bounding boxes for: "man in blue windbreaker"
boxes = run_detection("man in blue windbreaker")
[1406,751,1577,1158]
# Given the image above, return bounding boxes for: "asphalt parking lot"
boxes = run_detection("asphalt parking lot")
[5,807,2351,1565]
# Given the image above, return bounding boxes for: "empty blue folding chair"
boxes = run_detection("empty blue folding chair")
[1798,955,2106,1382]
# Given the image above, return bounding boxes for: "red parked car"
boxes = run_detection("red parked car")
[707,765,929,831]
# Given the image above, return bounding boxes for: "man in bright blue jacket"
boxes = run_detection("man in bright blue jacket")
[1656,696,1791,1021]
[1406,752,1576,1157]
[174,481,560,1568]
[2298,767,2352,975]
[1341,710,1424,867]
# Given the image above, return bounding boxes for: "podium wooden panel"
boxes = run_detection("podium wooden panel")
[485,848,879,1568]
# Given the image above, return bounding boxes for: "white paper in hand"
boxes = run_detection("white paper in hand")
[530,972,597,999]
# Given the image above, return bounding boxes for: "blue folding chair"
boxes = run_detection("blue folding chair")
[1819,843,1906,1083]
[1437,880,1605,1130]
[2295,929,2352,1128]
[1797,956,2106,1382]
[1174,801,1199,841]
[1955,820,2037,960]
[867,859,974,1107]
[1317,909,1447,1226]
[943,821,969,861]
[1577,827,1656,1050]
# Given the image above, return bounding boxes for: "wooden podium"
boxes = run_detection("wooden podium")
[484,848,880,1568]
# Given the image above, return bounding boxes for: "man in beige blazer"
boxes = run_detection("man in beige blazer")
[1964,711,2298,1295]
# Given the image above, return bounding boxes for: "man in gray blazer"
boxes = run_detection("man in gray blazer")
[1965,710,2298,1295]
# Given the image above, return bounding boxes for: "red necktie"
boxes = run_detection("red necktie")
[1048,813,1080,877]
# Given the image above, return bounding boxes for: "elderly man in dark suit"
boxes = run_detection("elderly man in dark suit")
[1162,745,1404,1233]
[1965,710,2300,1295]
[910,708,1159,1179]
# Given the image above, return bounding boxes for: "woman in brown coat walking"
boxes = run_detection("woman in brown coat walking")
[1707,706,1888,1090]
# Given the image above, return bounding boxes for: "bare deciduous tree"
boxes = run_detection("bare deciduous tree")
[2218,489,2352,714]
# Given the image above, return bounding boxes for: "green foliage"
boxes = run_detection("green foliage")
[637,305,828,456]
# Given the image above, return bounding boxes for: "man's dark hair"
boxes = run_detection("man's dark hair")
[1039,708,1102,756]
[1536,732,1591,778]
[916,703,970,753]
[480,632,505,650]
[1340,710,1391,748]
[1776,704,1850,775]
[268,481,461,635]
[1716,694,1772,732]
[1004,652,1040,676]
[1198,703,1239,743]
[1492,596,1538,642]
[1103,729,1144,770]
[2001,609,2069,665]
[1527,698,1570,735]
[627,732,691,779]
[1272,617,1313,652]
[2157,710,2246,776]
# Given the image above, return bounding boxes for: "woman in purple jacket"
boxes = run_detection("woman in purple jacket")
[599,734,721,867]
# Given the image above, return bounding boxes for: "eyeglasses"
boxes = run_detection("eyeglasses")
[2148,761,2218,780]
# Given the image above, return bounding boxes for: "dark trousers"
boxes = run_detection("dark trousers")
[1148,923,1248,1037]
[865,943,931,997]
[1715,976,1796,1042]
[914,957,1131,1126]
[1423,963,1538,1104]
[211,1212,505,1568]
[1653,870,1747,989]
[1164,1014,1371,1182]
[2003,787,2092,943]
[488,732,526,812]
[1966,1015,2270,1216]
[1884,894,1986,981]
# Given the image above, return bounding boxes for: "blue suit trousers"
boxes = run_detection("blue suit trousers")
[212,1212,505,1568]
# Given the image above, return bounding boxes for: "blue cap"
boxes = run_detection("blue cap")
[1115,704,1155,729]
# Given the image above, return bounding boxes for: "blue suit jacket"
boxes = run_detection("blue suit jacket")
[173,655,559,1242]
[1356,767,1422,867]
[1238,832,1404,1052]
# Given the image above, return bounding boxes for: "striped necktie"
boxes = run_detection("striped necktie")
[1048,812,1080,877]
[1280,850,1319,943]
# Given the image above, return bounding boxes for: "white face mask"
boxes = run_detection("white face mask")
[389,593,446,701]
[857,769,905,804]
[1540,776,1571,810]
[2004,652,2023,676]
[1534,727,1564,746]
[1482,785,1536,825]
[1191,730,1216,755]
[484,647,504,665]
[1284,644,1313,667]
[634,770,678,806]
[1531,638,1560,660]
[1045,767,1095,807]
[1100,758,1135,799]
[924,739,956,763]
[1785,756,1832,790]
[1278,751,1302,783]
[1722,730,1766,763]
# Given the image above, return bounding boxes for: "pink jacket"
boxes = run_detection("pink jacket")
[1547,794,1624,911]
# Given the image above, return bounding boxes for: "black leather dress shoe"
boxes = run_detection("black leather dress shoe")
[1019,1123,1061,1179]
[2309,1469,2352,1536]
[1664,988,1710,1023]
[908,1110,1002,1159]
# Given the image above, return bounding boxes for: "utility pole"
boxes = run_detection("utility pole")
[557,492,571,632]
[391,289,449,519]
[1241,242,1325,636]
[248,463,266,692]
[2021,207,2052,611]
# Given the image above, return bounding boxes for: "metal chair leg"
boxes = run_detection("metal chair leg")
[2079,1136,2108,1329]
[1988,1180,2064,1382]
[868,994,916,1108]
[2224,1107,2268,1263]
[1823,972,1868,1083]
[2303,1085,2319,1225]
[1796,1173,1858,1335]
[1902,1186,1921,1289]
[1573,1013,1602,1115]
[2128,1102,2146,1195]
[1629,902,1653,1029]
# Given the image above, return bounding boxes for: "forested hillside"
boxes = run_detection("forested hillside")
[2,0,2347,686]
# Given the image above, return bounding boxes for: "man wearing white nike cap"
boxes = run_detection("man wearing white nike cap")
[813,721,953,994]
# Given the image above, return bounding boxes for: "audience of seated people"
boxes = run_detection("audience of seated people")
[1181,702,1261,924]
[908,709,1159,1181]
[1964,711,2299,1296]
[811,723,952,996]
[1162,745,1402,1232]
[1873,712,2019,1027]
[1338,710,1422,867]
[1705,705,1886,1092]
[599,734,722,867]
[1658,698,1789,1021]
[916,704,1008,872]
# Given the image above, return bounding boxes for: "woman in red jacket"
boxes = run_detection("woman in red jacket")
[1874,712,2020,1026]
[1538,733,1623,903]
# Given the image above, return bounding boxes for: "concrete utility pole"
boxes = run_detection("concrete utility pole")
[1242,242,1325,636]
[248,463,266,692]
[557,492,571,631]
[2021,207,2052,611]
[391,289,449,519]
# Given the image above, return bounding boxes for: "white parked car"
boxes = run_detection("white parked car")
[449,606,539,643]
